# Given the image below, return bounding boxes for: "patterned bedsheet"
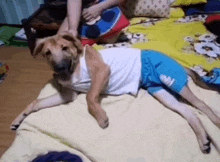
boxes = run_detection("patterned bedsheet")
[96,14,220,75]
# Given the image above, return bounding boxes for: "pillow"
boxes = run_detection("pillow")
[79,5,130,46]
[124,0,171,18]
[171,0,207,7]
[170,7,185,18]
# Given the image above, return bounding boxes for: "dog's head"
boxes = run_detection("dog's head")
[33,32,83,79]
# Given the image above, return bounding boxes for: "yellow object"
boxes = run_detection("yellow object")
[94,16,220,71]
[172,0,207,6]
[127,17,220,71]
[0,64,9,74]
[170,7,185,18]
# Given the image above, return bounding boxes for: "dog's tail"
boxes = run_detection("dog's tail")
[184,67,219,91]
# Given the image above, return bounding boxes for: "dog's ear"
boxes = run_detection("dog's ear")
[33,38,45,57]
[59,32,83,54]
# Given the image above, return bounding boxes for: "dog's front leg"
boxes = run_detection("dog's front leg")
[85,45,111,129]
[86,93,109,129]
[11,89,78,131]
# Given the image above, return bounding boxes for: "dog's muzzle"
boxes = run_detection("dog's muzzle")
[53,59,71,73]
[53,55,79,81]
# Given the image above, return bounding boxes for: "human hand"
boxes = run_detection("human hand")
[68,29,78,37]
[82,4,103,22]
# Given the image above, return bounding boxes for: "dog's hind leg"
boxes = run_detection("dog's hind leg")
[180,85,220,129]
[153,89,211,154]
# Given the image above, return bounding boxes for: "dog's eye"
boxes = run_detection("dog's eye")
[45,51,51,56]
[62,46,68,51]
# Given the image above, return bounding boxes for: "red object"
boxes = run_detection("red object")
[206,14,220,24]
[80,13,130,46]
[6,64,9,71]
[81,39,96,46]
[205,14,220,38]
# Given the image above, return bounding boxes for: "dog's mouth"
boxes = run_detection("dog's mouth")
[53,55,79,81]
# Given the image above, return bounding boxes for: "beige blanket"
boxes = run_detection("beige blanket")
[1,80,220,162]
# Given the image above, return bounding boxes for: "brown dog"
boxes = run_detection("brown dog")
[11,31,110,130]
[11,32,220,154]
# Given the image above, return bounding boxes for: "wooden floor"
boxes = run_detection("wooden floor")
[0,46,53,157]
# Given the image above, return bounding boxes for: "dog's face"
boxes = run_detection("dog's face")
[33,32,83,80]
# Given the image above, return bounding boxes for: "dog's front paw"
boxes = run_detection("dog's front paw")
[10,123,20,131]
[200,138,211,154]
[10,113,27,131]
[94,109,109,129]
[88,107,109,129]
[10,100,37,131]
[198,135,211,154]
[97,114,109,129]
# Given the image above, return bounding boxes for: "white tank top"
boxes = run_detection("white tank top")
[71,47,142,96]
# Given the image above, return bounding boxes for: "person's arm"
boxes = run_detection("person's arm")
[82,0,125,21]
[67,0,82,36]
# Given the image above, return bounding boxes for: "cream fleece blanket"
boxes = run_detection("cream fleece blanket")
[1,80,220,162]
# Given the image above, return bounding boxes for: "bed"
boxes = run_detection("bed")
[1,0,220,161]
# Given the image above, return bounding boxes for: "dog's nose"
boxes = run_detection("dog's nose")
[54,65,66,72]
[53,60,71,73]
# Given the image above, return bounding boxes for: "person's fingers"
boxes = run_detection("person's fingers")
[83,13,91,19]
[84,14,94,21]
[82,9,88,16]
[87,17,95,23]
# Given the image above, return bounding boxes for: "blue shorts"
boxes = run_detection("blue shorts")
[140,50,188,95]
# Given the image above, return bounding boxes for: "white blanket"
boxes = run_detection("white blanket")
[1,80,220,162]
